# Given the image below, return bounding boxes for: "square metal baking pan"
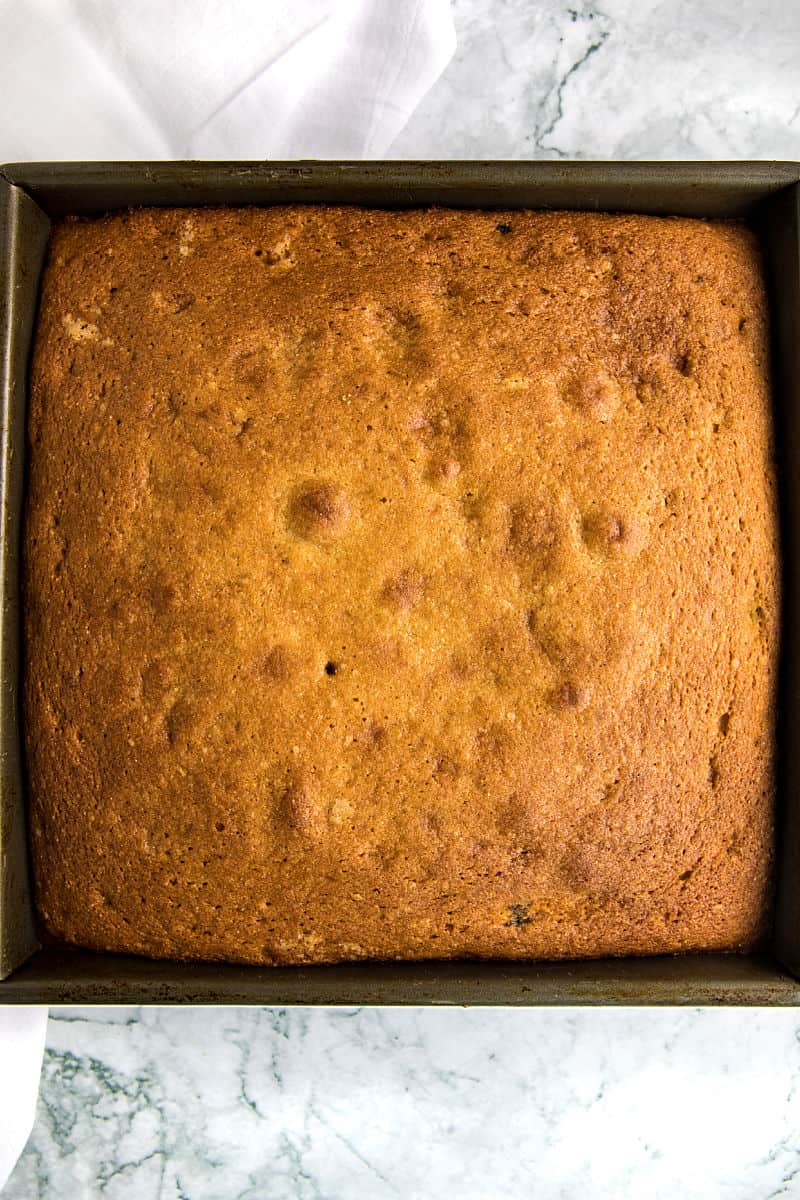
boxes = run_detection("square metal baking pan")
[2,160,800,1005]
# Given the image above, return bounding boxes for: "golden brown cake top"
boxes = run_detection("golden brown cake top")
[24,206,779,964]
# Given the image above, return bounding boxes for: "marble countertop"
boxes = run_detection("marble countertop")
[4,1006,800,1198]
[393,0,800,160]
[4,0,800,1196]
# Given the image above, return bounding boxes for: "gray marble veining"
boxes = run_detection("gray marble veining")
[4,0,800,1195]
[5,1007,800,1199]
[392,0,800,160]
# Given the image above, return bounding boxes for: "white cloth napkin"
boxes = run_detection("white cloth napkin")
[0,1008,47,1192]
[0,0,456,161]
[0,0,456,1190]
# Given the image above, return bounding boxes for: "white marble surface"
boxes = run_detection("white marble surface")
[3,1007,800,1199]
[393,0,800,160]
[5,0,800,1196]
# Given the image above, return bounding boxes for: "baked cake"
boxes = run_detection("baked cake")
[23,206,779,964]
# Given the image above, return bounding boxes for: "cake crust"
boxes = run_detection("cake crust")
[24,206,779,964]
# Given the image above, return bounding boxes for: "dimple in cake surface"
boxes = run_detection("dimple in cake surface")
[23,205,779,964]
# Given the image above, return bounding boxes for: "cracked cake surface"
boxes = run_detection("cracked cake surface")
[24,205,779,964]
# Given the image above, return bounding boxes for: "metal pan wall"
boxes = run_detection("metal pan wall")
[1,161,799,1004]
